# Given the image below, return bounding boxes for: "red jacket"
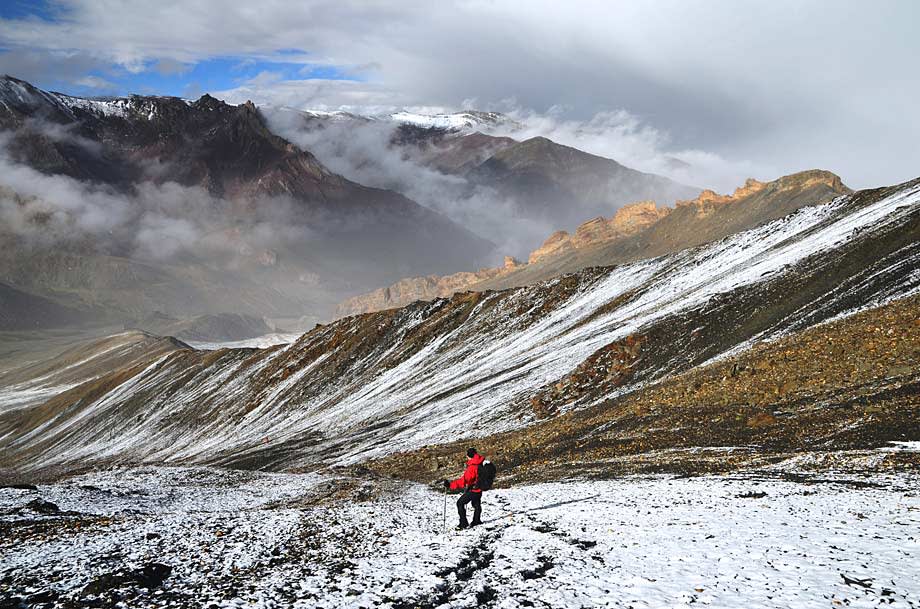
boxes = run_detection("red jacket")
[450,453,484,493]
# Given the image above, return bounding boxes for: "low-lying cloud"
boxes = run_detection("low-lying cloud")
[0,131,315,267]
[485,105,767,193]
[265,108,558,259]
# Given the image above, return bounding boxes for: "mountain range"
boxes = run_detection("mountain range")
[0,76,705,332]
[0,74,917,485]
[0,76,492,326]
[275,106,699,251]
[2,174,917,476]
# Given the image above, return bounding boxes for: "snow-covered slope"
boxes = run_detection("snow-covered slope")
[290,106,518,132]
[1,178,918,474]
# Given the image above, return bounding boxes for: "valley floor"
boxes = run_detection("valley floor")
[2,461,919,609]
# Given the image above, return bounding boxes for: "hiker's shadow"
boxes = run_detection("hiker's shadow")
[484,494,600,524]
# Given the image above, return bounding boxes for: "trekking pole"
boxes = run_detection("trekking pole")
[443,485,448,535]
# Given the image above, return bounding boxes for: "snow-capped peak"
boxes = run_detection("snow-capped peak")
[388,110,515,131]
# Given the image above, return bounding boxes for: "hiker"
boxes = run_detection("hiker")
[443,447,485,529]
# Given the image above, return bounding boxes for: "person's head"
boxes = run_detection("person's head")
[467,447,477,458]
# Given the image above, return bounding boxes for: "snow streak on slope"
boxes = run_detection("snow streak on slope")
[2,181,919,473]
[0,332,184,414]
[50,93,131,118]
[183,332,303,350]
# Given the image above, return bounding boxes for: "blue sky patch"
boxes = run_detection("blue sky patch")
[0,0,59,22]
[2,52,357,99]
[0,1,355,100]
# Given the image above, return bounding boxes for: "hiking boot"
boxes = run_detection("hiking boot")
[470,520,482,528]
[456,522,468,531]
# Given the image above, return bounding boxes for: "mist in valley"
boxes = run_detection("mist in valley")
[264,108,560,261]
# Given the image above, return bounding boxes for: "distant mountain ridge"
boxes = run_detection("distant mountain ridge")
[292,107,520,131]
[0,281,93,331]
[268,104,699,256]
[466,135,697,223]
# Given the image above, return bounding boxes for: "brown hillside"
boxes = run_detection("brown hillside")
[371,293,920,483]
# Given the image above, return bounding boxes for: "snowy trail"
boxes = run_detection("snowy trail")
[2,466,918,608]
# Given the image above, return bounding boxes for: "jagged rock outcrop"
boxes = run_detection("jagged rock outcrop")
[529,201,671,263]
[336,170,849,316]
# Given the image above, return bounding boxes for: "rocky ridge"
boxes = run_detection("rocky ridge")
[527,200,671,264]
[337,255,524,318]
[337,170,849,316]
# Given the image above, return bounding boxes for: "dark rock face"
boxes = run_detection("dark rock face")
[81,562,172,596]
[0,76,483,226]
[24,499,59,514]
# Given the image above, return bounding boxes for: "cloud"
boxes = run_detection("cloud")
[215,78,409,113]
[0,1,917,189]
[263,108,555,258]
[152,58,191,76]
[73,75,117,91]
[0,48,113,89]
[0,131,315,266]
[243,70,284,88]
[486,105,767,192]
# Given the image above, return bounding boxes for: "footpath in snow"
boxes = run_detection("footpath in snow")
[1,466,918,608]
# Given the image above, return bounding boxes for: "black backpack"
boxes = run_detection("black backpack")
[476,460,497,491]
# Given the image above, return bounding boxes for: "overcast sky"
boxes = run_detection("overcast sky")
[1,0,917,190]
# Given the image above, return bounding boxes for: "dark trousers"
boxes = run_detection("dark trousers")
[457,490,482,526]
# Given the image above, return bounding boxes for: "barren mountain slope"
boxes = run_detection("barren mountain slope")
[1,176,917,478]
[0,331,187,414]
[467,136,697,228]
[0,282,94,331]
[481,169,850,290]
[375,291,920,484]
